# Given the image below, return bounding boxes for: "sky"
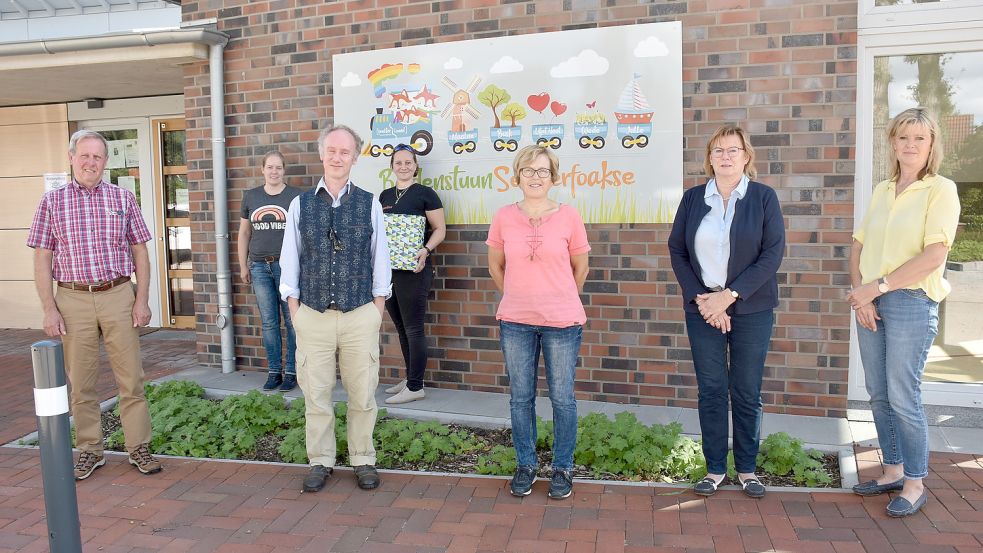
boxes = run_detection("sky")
[887,50,983,126]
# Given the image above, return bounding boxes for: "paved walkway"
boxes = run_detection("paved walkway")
[3,329,983,552]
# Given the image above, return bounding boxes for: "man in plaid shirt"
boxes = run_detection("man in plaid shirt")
[28,130,162,480]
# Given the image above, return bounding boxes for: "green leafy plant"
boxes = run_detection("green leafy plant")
[574,412,704,482]
[476,445,517,475]
[375,419,482,468]
[757,432,832,487]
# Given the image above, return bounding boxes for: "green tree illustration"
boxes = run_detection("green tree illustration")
[478,84,511,128]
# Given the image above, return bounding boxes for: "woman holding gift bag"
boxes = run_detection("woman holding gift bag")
[379,144,446,404]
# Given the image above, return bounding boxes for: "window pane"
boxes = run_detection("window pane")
[872,50,983,385]
[167,226,192,270]
[163,130,185,166]
[165,174,189,218]
[169,277,194,317]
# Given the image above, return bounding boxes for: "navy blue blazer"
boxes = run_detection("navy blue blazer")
[667,180,785,315]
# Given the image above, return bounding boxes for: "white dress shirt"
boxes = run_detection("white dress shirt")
[279,179,392,302]
[694,175,749,289]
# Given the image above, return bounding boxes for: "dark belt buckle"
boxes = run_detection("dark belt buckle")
[708,285,724,292]
[327,303,341,311]
[263,255,278,263]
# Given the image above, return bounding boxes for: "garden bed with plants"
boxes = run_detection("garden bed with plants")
[100,380,840,489]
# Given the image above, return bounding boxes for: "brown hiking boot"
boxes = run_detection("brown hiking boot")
[73,451,106,480]
[128,444,162,475]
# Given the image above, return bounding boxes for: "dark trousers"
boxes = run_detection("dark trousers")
[685,309,774,474]
[385,267,434,391]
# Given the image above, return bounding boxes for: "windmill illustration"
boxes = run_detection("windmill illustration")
[440,76,481,132]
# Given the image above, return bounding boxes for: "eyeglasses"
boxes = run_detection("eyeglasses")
[710,147,745,159]
[519,167,552,179]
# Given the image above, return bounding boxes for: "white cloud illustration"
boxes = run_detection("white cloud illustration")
[550,49,609,78]
[340,72,361,87]
[443,57,463,70]
[634,36,669,58]
[490,55,524,74]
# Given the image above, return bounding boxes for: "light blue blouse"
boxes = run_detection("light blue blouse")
[694,175,749,289]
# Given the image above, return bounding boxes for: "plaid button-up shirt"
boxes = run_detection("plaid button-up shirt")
[27,180,152,283]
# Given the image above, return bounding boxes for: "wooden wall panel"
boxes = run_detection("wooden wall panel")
[0,282,43,329]
[1,177,45,229]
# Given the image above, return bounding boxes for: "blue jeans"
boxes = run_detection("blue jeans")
[686,309,774,474]
[250,260,296,376]
[500,321,582,470]
[857,288,938,479]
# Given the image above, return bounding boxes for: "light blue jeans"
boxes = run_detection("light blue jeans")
[250,260,296,376]
[857,288,938,479]
[500,321,582,470]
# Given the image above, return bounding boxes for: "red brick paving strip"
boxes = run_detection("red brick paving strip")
[0,329,195,446]
[0,447,983,551]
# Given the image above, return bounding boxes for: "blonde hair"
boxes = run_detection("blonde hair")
[261,150,285,167]
[703,124,757,180]
[887,107,943,181]
[511,145,559,184]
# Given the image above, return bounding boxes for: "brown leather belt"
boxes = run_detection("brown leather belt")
[57,275,131,293]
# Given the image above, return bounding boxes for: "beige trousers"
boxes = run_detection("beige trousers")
[55,283,151,454]
[293,301,381,467]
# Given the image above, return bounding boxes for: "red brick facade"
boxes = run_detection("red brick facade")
[182,0,858,417]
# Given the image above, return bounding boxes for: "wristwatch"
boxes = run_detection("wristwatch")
[423,245,433,255]
[877,277,890,294]
[728,288,739,299]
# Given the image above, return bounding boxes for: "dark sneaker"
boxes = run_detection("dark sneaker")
[128,444,162,475]
[548,468,573,499]
[354,465,381,490]
[510,466,536,497]
[262,373,283,390]
[73,451,106,480]
[303,465,333,492]
[280,374,297,392]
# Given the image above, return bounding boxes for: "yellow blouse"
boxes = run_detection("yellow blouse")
[853,174,961,303]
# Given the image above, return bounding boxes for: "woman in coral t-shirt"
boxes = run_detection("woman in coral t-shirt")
[486,145,590,501]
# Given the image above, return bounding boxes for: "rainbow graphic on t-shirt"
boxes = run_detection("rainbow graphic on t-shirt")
[250,205,288,230]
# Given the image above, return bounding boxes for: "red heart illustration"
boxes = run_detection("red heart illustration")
[527,93,550,114]
[550,101,567,117]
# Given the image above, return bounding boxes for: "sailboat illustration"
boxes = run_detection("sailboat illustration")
[615,74,654,148]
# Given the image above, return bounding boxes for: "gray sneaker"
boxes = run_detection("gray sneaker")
[510,466,536,497]
[548,468,573,499]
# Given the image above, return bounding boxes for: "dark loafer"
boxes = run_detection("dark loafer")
[303,465,332,492]
[354,465,380,490]
[694,477,721,497]
[738,476,766,499]
[887,490,928,517]
[852,478,904,496]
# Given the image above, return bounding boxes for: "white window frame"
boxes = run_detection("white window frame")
[860,0,983,30]
[852,17,983,406]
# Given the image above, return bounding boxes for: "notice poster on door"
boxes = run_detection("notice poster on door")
[333,22,682,224]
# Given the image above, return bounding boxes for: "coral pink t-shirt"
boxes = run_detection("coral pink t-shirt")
[486,203,590,327]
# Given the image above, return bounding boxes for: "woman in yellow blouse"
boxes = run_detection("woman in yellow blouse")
[847,107,960,517]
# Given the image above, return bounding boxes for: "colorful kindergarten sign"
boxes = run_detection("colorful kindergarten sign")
[332,22,682,224]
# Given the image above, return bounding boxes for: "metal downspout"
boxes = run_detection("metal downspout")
[209,42,235,373]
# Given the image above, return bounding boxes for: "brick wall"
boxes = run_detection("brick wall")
[182,0,858,417]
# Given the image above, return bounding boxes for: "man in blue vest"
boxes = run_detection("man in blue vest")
[279,124,391,492]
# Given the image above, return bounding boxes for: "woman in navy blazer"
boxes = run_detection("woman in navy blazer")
[668,125,785,498]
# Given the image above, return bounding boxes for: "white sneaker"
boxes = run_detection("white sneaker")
[384,379,407,394]
[385,387,425,404]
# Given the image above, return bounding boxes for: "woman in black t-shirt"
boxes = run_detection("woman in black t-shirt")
[379,144,446,404]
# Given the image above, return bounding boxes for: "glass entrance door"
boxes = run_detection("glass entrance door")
[152,118,194,328]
